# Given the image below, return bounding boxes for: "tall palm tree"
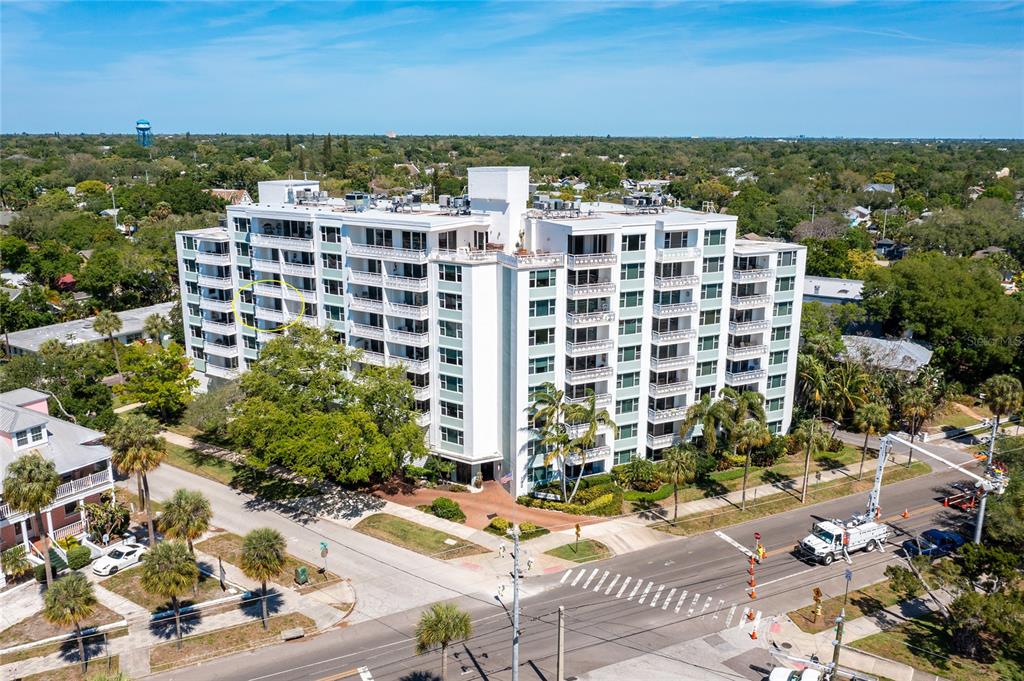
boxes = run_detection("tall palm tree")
[92,310,123,376]
[852,402,889,480]
[563,392,618,504]
[105,413,165,545]
[660,445,697,521]
[143,313,171,343]
[240,528,286,630]
[826,361,869,425]
[42,572,97,672]
[141,541,198,649]
[736,419,771,511]
[3,451,61,588]
[414,602,473,681]
[529,382,571,501]
[981,375,1023,457]
[681,393,732,455]
[160,489,212,554]
[797,354,829,503]
[900,387,933,467]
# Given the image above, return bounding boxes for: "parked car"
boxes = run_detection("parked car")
[768,668,822,681]
[92,542,148,576]
[902,529,965,557]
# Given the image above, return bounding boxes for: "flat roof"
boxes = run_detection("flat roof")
[842,335,932,372]
[6,302,175,353]
[804,276,864,300]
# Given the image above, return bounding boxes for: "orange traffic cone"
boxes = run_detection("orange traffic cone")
[748,566,756,576]
[749,587,757,599]
[943,497,949,507]
[750,629,758,640]
[902,508,909,519]
[748,577,757,588]
[747,609,755,621]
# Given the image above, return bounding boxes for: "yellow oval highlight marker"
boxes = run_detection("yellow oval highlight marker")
[232,278,307,333]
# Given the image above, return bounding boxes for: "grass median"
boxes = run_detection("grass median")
[21,655,120,681]
[195,532,341,592]
[545,539,611,564]
[355,513,489,560]
[102,566,227,612]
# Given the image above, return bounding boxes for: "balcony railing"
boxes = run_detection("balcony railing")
[199,298,234,313]
[386,302,430,320]
[566,445,612,466]
[654,274,700,289]
[646,432,680,449]
[565,339,614,356]
[730,294,773,307]
[496,252,566,269]
[206,364,240,379]
[566,282,616,297]
[251,233,314,252]
[652,302,698,317]
[725,368,767,383]
[384,274,429,293]
[387,329,430,347]
[349,270,383,285]
[726,344,768,359]
[257,330,279,343]
[348,243,428,263]
[647,406,689,423]
[567,252,617,267]
[650,380,693,396]
[359,351,386,366]
[651,328,696,344]
[655,246,701,262]
[1,469,115,524]
[566,310,615,327]
[565,366,614,383]
[254,307,288,323]
[195,251,231,266]
[413,385,431,401]
[203,342,240,358]
[202,319,237,335]
[393,356,430,373]
[251,258,281,273]
[416,412,431,427]
[732,268,774,282]
[728,319,771,333]
[281,261,316,277]
[253,282,316,302]
[566,393,613,408]
[349,297,384,313]
[198,274,232,288]
[350,323,385,341]
[650,354,696,371]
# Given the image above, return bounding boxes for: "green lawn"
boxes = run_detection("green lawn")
[788,580,903,634]
[927,404,981,431]
[850,612,1020,681]
[162,444,316,501]
[0,602,125,666]
[355,513,489,560]
[545,539,611,563]
[21,656,120,681]
[101,565,227,612]
[195,532,341,591]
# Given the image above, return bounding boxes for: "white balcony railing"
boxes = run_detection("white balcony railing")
[496,252,566,269]
[251,258,282,274]
[349,270,383,285]
[416,412,431,427]
[650,354,696,371]
[195,251,231,266]
[728,319,771,333]
[199,298,234,313]
[654,274,700,289]
[350,323,385,341]
[413,385,431,401]
[257,330,279,343]
[732,268,774,282]
[281,261,316,277]
[650,380,693,396]
[387,329,430,347]
[655,246,701,263]
[349,297,384,313]
[726,344,768,359]
[198,274,232,288]
[51,519,87,542]
[651,328,696,344]
[565,339,614,356]
[646,432,680,449]
[566,282,616,298]
[566,310,615,327]
[565,366,614,383]
[566,393,613,408]
[359,351,386,366]
[393,357,430,373]
[203,342,240,358]
[730,294,773,308]
[254,307,288,323]
[566,445,612,466]
[725,369,767,383]
[348,243,428,263]
[567,253,617,267]
[206,364,240,379]
[202,319,237,335]
[652,302,698,317]
[647,406,689,423]
[384,275,429,293]
[1,468,115,523]
[386,302,430,320]
[251,233,314,252]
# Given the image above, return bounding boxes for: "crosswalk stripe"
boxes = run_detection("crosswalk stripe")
[582,568,599,589]
[725,604,737,626]
[570,570,585,587]
[713,599,725,619]
[628,580,642,601]
[638,582,653,604]
[688,592,700,615]
[605,574,620,595]
[753,611,762,630]
[737,607,750,628]
[663,588,676,611]
[616,576,631,599]
[650,585,664,607]
[701,595,713,614]
[559,570,572,585]
[594,571,609,592]
[675,590,687,613]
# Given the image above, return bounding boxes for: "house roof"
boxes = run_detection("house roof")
[804,276,864,302]
[863,183,895,193]
[205,188,252,204]
[842,335,933,373]
[4,302,174,353]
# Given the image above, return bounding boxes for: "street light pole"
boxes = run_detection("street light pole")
[830,610,846,680]
[509,524,521,681]
[973,417,999,544]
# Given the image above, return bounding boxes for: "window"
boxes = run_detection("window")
[63,501,79,515]
[703,229,726,246]
[770,350,789,366]
[530,269,555,288]
[773,301,793,317]
[777,250,797,266]
[438,230,457,250]
[529,466,551,484]
[440,374,463,393]
[441,427,464,446]
[190,325,202,339]
[618,318,642,336]
[15,430,29,447]
[237,242,251,257]
[768,373,787,389]
[619,291,643,308]
[323,279,345,295]
[701,283,723,300]
[617,345,641,362]
[233,217,250,233]
[187,304,200,317]
[620,263,645,280]
[440,401,464,419]
[617,371,640,388]
[237,266,252,281]
[529,299,555,317]
[440,348,463,366]
[617,424,638,440]
[321,225,343,243]
[768,421,782,435]
[767,397,785,413]
[775,276,795,292]
[529,356,555,375]
[621,234,646,251]
[771,326,791,342]
[702,257,724,273]
[439,264,462,282]
[366,228,393,247]
[698,334,719,352]
[322,253,344,270]
[529,328,554,346]
[616,398,639,415]
[614,448,637,465]
[325,305,344,321]
[438,292,463,310]
[699,309,721,326]
[186,281,199,295]
[439,320,463,338]
[182,236,196,251]
[697,385,716,399]
[696,361,717,377]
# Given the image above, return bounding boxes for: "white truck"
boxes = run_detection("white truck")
[797,519,890,565]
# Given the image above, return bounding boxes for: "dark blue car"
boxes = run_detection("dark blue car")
[902,529,966,557]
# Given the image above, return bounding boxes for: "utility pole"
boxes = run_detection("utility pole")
[509,524,522,681]
[830,610,846,680]
[556,605,565,681]
[973,416,999,544]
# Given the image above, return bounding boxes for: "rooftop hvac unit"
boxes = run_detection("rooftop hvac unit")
[439,194,451,207]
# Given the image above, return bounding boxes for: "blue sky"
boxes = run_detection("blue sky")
[2,1,1022,137]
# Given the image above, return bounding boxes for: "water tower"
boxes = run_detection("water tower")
[136,119,152,147]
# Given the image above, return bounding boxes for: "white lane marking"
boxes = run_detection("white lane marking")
[725,604,737,627]
[638,582,653,604]
[571,570,585,587]
[713,599,725,619]
[753,610,762,631]
[582,568,599,590]
[754,567,816,589]
[594,571,609,592]
[714,530,755,558]
[560,570,573,585]
[675,590,688,613]
[663,588,676,610]
[650,585,665,607]
[628,580,642,601]
[605,574,620,595]
[701,595,713,615]
[616,576,631,599]
[737,607,750,628]
[688,592,700,615]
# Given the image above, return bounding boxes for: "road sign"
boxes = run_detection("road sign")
[754,532,761,541]
[575,523,581,539]
[320,541,328,558]
[812,587,823,602]
[845,569,853,582]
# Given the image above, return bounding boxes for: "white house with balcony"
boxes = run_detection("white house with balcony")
[0,388,114,581]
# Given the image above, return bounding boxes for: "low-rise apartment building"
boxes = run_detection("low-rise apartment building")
[175,167,805,494]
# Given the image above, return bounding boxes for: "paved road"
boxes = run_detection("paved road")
[151,458,979,681]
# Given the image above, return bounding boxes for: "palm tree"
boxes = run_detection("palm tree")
[981,375,1023,458]
[681,393,732,455]
[92,310,123,376]
[660,445,697,521]
[797,354,829,503]
[414,602,473,681]
[826,361,869,425]
[529,383,572,501]
[852,402,889,480]
[143,313,171,343]
[140,541,197,649]
[3,451,61,587]
[900,387,933,467]
[563,392,618,503]
[240,528,286,630]
[735,419,772,511]
[105,413,165,545]
[42,572,97,672]
[160,489,212,554]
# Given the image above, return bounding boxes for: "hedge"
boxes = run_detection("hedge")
[517,490,622,517]
[67,544,93,570]
[485,517,549,540]
[623,482,675,502]
[428,497,466,523]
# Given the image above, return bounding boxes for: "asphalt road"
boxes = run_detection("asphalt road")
[150,456,979,681]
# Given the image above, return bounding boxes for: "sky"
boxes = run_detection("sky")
[2,1,1022,138]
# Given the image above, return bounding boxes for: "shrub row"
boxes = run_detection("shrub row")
[484,517,549,540]
[517,488,623,517]
[622,482,675,502]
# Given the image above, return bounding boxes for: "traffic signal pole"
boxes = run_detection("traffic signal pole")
[973,417,999,544]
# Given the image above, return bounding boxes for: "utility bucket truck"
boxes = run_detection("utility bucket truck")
[798,519,889,565]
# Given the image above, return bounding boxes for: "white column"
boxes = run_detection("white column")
[44,509,53,540]
[19,518,30,550]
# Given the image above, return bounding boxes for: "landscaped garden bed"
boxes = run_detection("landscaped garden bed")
[545,539,611,564]
[484,517,549,541]
[354,514,488,560]
[101,566,227,612]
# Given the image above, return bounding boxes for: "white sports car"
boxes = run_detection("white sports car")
[92,542,148,576]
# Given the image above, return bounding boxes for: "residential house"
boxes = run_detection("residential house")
[205,188,253,206]
[4,302,174,355]
[841,336,932,375]
[844,206,872,227]
[804,276,864,306]
[862,183,895,194]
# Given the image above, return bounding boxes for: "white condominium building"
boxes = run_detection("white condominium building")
[175,167,805,494]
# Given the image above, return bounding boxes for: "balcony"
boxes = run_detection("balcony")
[654,274,700,289]
[728,319,771,334]
[565,339,614,357]
[251,233,314,252]
[732,268,774,282]
[0,469,113,524]
[565,366,614,383]
[651,328,696,344]
[413,385,431,401]
[566,282,616,298]
[646,432,680,449]
[416,412,431,427]
[650,355,696,371]
[730,294,773,308]
[496,252,566,269]
[647,406,689,424]
[650,380,693,397]
[652,302,698,317]
[254,307,288,323]
[281,261,316,277]
[726,344,768,359]
[359,351,386,366]
[566,310,615,327]
[199,298,234,313]
[251,258,281,274]
[253,282,316,303]
[725,368,767,383]
[349,270,383,286]
[384,275,429,293]
[198,274,233,289]
[348,243,428,264]
[349,297,385,314]
[566,445,612,466]
[567,253,617,267]
[655,246,701,263]
[195,251,231,266]
[204,342,240,358]
[566,393,613,408]
[393,357,430,373]
[350,323,385,341]
[206,364,240,379]
[202,319,237,335]
[387,329,430,347]
[386,301,430,321]
[433,248,499,264]
[257,330,279,343]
